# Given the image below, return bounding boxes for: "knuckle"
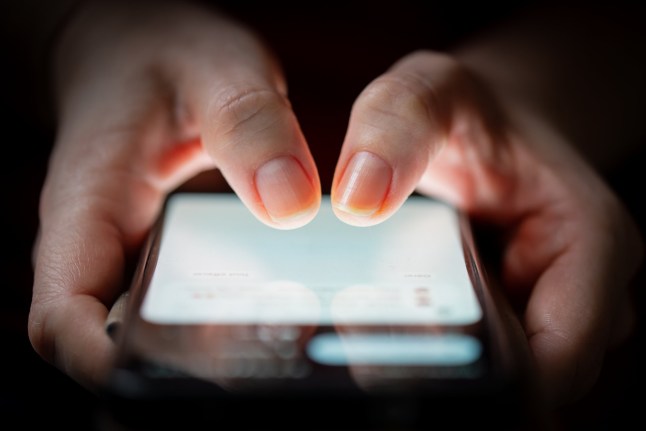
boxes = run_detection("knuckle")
[359,74,428,118]
[405,50,468,84]
[206,87,287,148]
[354,74,435,137]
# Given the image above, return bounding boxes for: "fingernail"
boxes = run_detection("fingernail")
[334,151,392,216]
[256,156,318,225]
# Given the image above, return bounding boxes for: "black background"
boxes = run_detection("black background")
[1,1,644,428]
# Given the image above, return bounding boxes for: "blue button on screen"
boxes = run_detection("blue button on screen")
[307,333,482,366]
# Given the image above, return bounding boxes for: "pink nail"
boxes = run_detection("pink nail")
[255,156,317,225]
[334,151,392,216]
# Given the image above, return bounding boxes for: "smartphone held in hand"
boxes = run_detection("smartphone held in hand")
[101,192,541,429]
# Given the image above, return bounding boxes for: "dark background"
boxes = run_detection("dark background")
[1,1,644,428]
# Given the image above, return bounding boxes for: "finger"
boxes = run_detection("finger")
[185,29,320,229]
[332,50,511,226]
[522,246,611,408]
[331,51,446,225]
[29,203,132,389]
[29,294,115,390]
[514,210,644,408]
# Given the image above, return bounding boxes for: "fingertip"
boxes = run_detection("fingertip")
[331,206,383,227]
[265,202,320,230]
[255,155,321,229]
[260,192,321,230]
[332,198,406,227]
[331,151,393,225]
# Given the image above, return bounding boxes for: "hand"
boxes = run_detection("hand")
[330,49,644,408]
[29,0,643,412]
[29,0,321,390]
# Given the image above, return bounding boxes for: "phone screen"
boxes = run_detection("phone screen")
[145,193,481,325]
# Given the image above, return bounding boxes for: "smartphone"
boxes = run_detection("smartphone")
[101,192,539,429]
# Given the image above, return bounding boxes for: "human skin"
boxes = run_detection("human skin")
[28,0,644,414]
